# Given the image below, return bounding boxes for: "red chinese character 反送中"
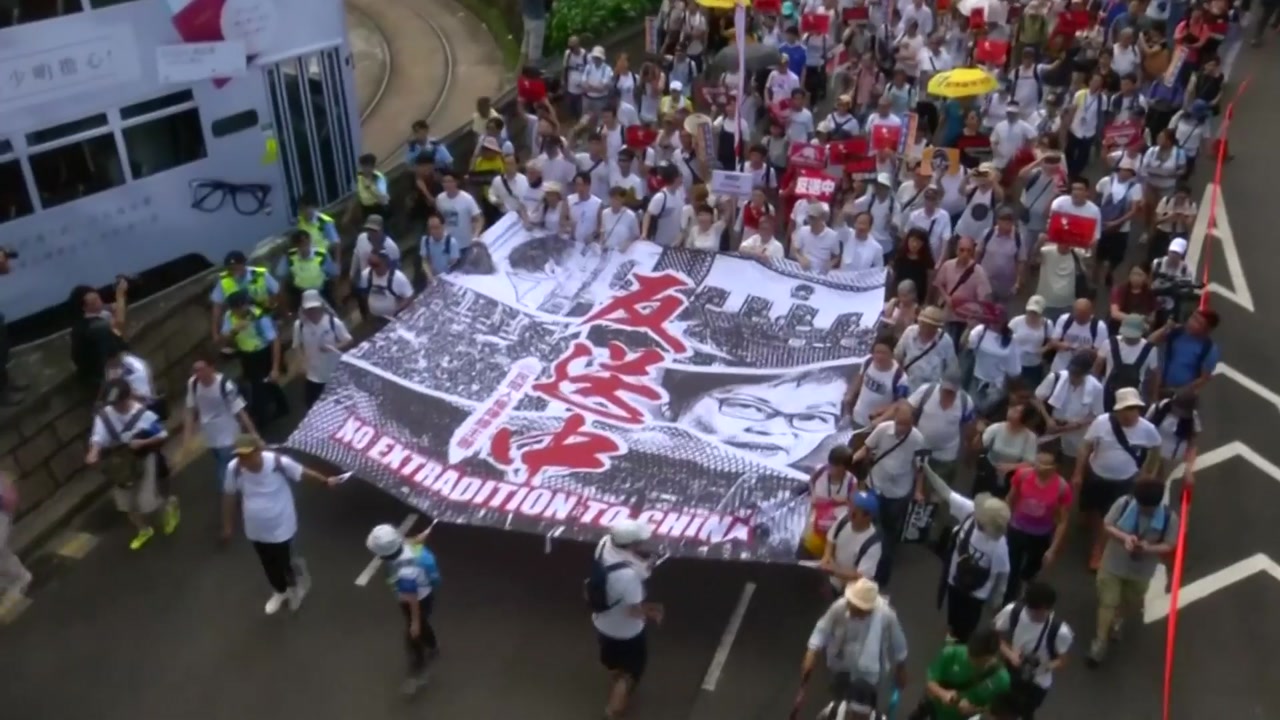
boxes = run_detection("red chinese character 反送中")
[579,272,690,355]
[489,413,625,485]
[533,340,665,425]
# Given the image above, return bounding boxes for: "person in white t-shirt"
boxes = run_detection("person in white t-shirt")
[222,435,342,615]
[598,187,641,250]
[85,380,171,550]
[962,322,1022,414]
[590,519,663,720]
[1072,387,1161,569]
[793,204,842,272]
[1009,295,1052,386]
[1063,74,1106,177]
[1145,391,1200,485]
[182,358,258,506]
[641,165,684,247]
[292,289,354,408]
[359,251,414,322]
[989,103,1037,171]
[1032,353,1105,460]
[994,581,1074,716]
[909,372,976,487]
[1094,158,1142,287]
[1033,240,1088,321]
[821,491,885,595]
[840,212,887,271]
[851,403,928,588]
[434,172,485,251]
[1046,299,1107,374]
[348,214,401,300]
[739,215,785,259]
[843,336,910,429]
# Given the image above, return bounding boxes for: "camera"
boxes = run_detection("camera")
[1151,274,1205,324]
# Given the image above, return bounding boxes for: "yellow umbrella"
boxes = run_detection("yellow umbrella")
[926,68,999,99]
[696,0,748,8]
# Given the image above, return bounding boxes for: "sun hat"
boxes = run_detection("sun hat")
[918,305,946,326]
[1025,295,1046,314]
[844,578,880,610]
[1113,387,1146,410]
[1119,314,1145,340]
[233,433,264,456]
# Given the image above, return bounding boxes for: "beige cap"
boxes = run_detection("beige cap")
[1113,387,1146,410]
[844,578,880,611]
[918,305,946,326]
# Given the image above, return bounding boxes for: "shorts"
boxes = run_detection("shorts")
[1096,570,1149,611]
[1080,469,1133,514]
[597,629,648,680]
[111,460,163,515]
[1096,229,1129,268]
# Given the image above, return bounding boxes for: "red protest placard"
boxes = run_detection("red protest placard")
[794,169,837,201]
[755,0,781,13]
[1103,119,1143,148]
[975,39,1009,65]
[788,141,829,170]
[827,136,870,166]
[871,124,902,152]
[769,98,792,124]
[625,126,658,150]
[1047,211,1097,249]
[841,5,869,22]
[800,12,831,34]
[844,158,877,178]
[952,300,1006,326]
[969,6,986,29]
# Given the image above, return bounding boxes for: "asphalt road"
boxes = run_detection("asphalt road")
[3,44,1279,720]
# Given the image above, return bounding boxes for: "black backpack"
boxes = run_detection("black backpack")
[1106,336,1154,394]
[831,516,883,568]
[949,518,991,595]
[583,548,629,613]
[1007,601,1064,661]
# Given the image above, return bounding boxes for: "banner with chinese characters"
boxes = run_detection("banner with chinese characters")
[285,213,888,563]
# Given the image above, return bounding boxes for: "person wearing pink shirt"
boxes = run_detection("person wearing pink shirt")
[932,235,994,341]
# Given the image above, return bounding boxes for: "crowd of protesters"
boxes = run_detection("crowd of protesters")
[0,0,1254,714]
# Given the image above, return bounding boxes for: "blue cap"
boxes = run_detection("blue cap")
[782,1,796,15]
[851,491,879,516]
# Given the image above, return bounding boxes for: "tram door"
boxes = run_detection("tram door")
[263,47,359,215]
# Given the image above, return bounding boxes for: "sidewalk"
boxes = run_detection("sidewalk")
[348,0,504,166]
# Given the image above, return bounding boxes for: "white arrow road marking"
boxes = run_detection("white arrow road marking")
[1185,183,1254,313]
[1214,363,1280,412]
[1145,442,1280,622]
[1145,554,1280,623]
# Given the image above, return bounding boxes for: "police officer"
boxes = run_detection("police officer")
[210,251,278,345]
[219,291,288,428]
[296,194,339,257]
[274,230,337,312]
[351,153,390,222]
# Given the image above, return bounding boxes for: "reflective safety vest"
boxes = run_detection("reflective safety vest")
[218,267,271,308]
[230,308,269,353]
[287,248,327,290]
[356,171,387,207]
[297,212,335,253]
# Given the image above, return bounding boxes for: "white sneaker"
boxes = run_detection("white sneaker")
[264,592,288,615]
[287,584,308,611]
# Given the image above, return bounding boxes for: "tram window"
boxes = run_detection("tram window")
[0,160,35,226]
[88,0,142,7]
[1,0,82,29]
[211,110,260,138]
[28,134,126,209]
[121,90,195,121]
[122,107,208,180]
[26,113,110,147]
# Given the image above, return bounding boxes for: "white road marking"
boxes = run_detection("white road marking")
[1145,554,1280,624]
[1186,183,1254,313]
[701,582,756,692]
[354,513,420,587]
[1214,364,1280,412]
[1145,442,1280,622]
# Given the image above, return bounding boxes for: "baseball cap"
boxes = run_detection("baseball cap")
[1119,314,1146,340]
[1025,295,1047,314]
[1168,237,1188,256]
[233,433,264,455]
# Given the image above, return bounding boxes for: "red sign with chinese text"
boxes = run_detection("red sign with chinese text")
[1047,211,1098,249]
[871,124,902,152]
[793,169,837,201]
[801,12,831,35]
[625,126,658,150]
[1102,120,1143,148]
[827,136,870,166]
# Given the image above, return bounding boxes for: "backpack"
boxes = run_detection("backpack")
[584,547,629,613]
[363,268,403,300]
[1012,64,1044,103]
[831,516,882,569]
[1106,336,1154,394]
[1007,601,1064,661]
[976,226,1021,263]
[949,518,991,594]
[1115,495,1170,544]
[1047,316,1102,366]
[232,452,285,481]
[188,374,235,422]
[96,406,151,488]
[912,383,972,427]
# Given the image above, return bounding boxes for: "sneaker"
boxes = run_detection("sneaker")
[264,592,288,615]
[129,527,156,550]
[162,498,181,535]
[1110,619,1125,643]
[287,584,307,611]
[1086,638,1107,668]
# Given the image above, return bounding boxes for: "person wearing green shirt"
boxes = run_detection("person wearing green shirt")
[918,628,1011,720]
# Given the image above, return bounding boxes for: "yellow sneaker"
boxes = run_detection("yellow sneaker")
[162,499,181,535]
[129,527,155,550]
